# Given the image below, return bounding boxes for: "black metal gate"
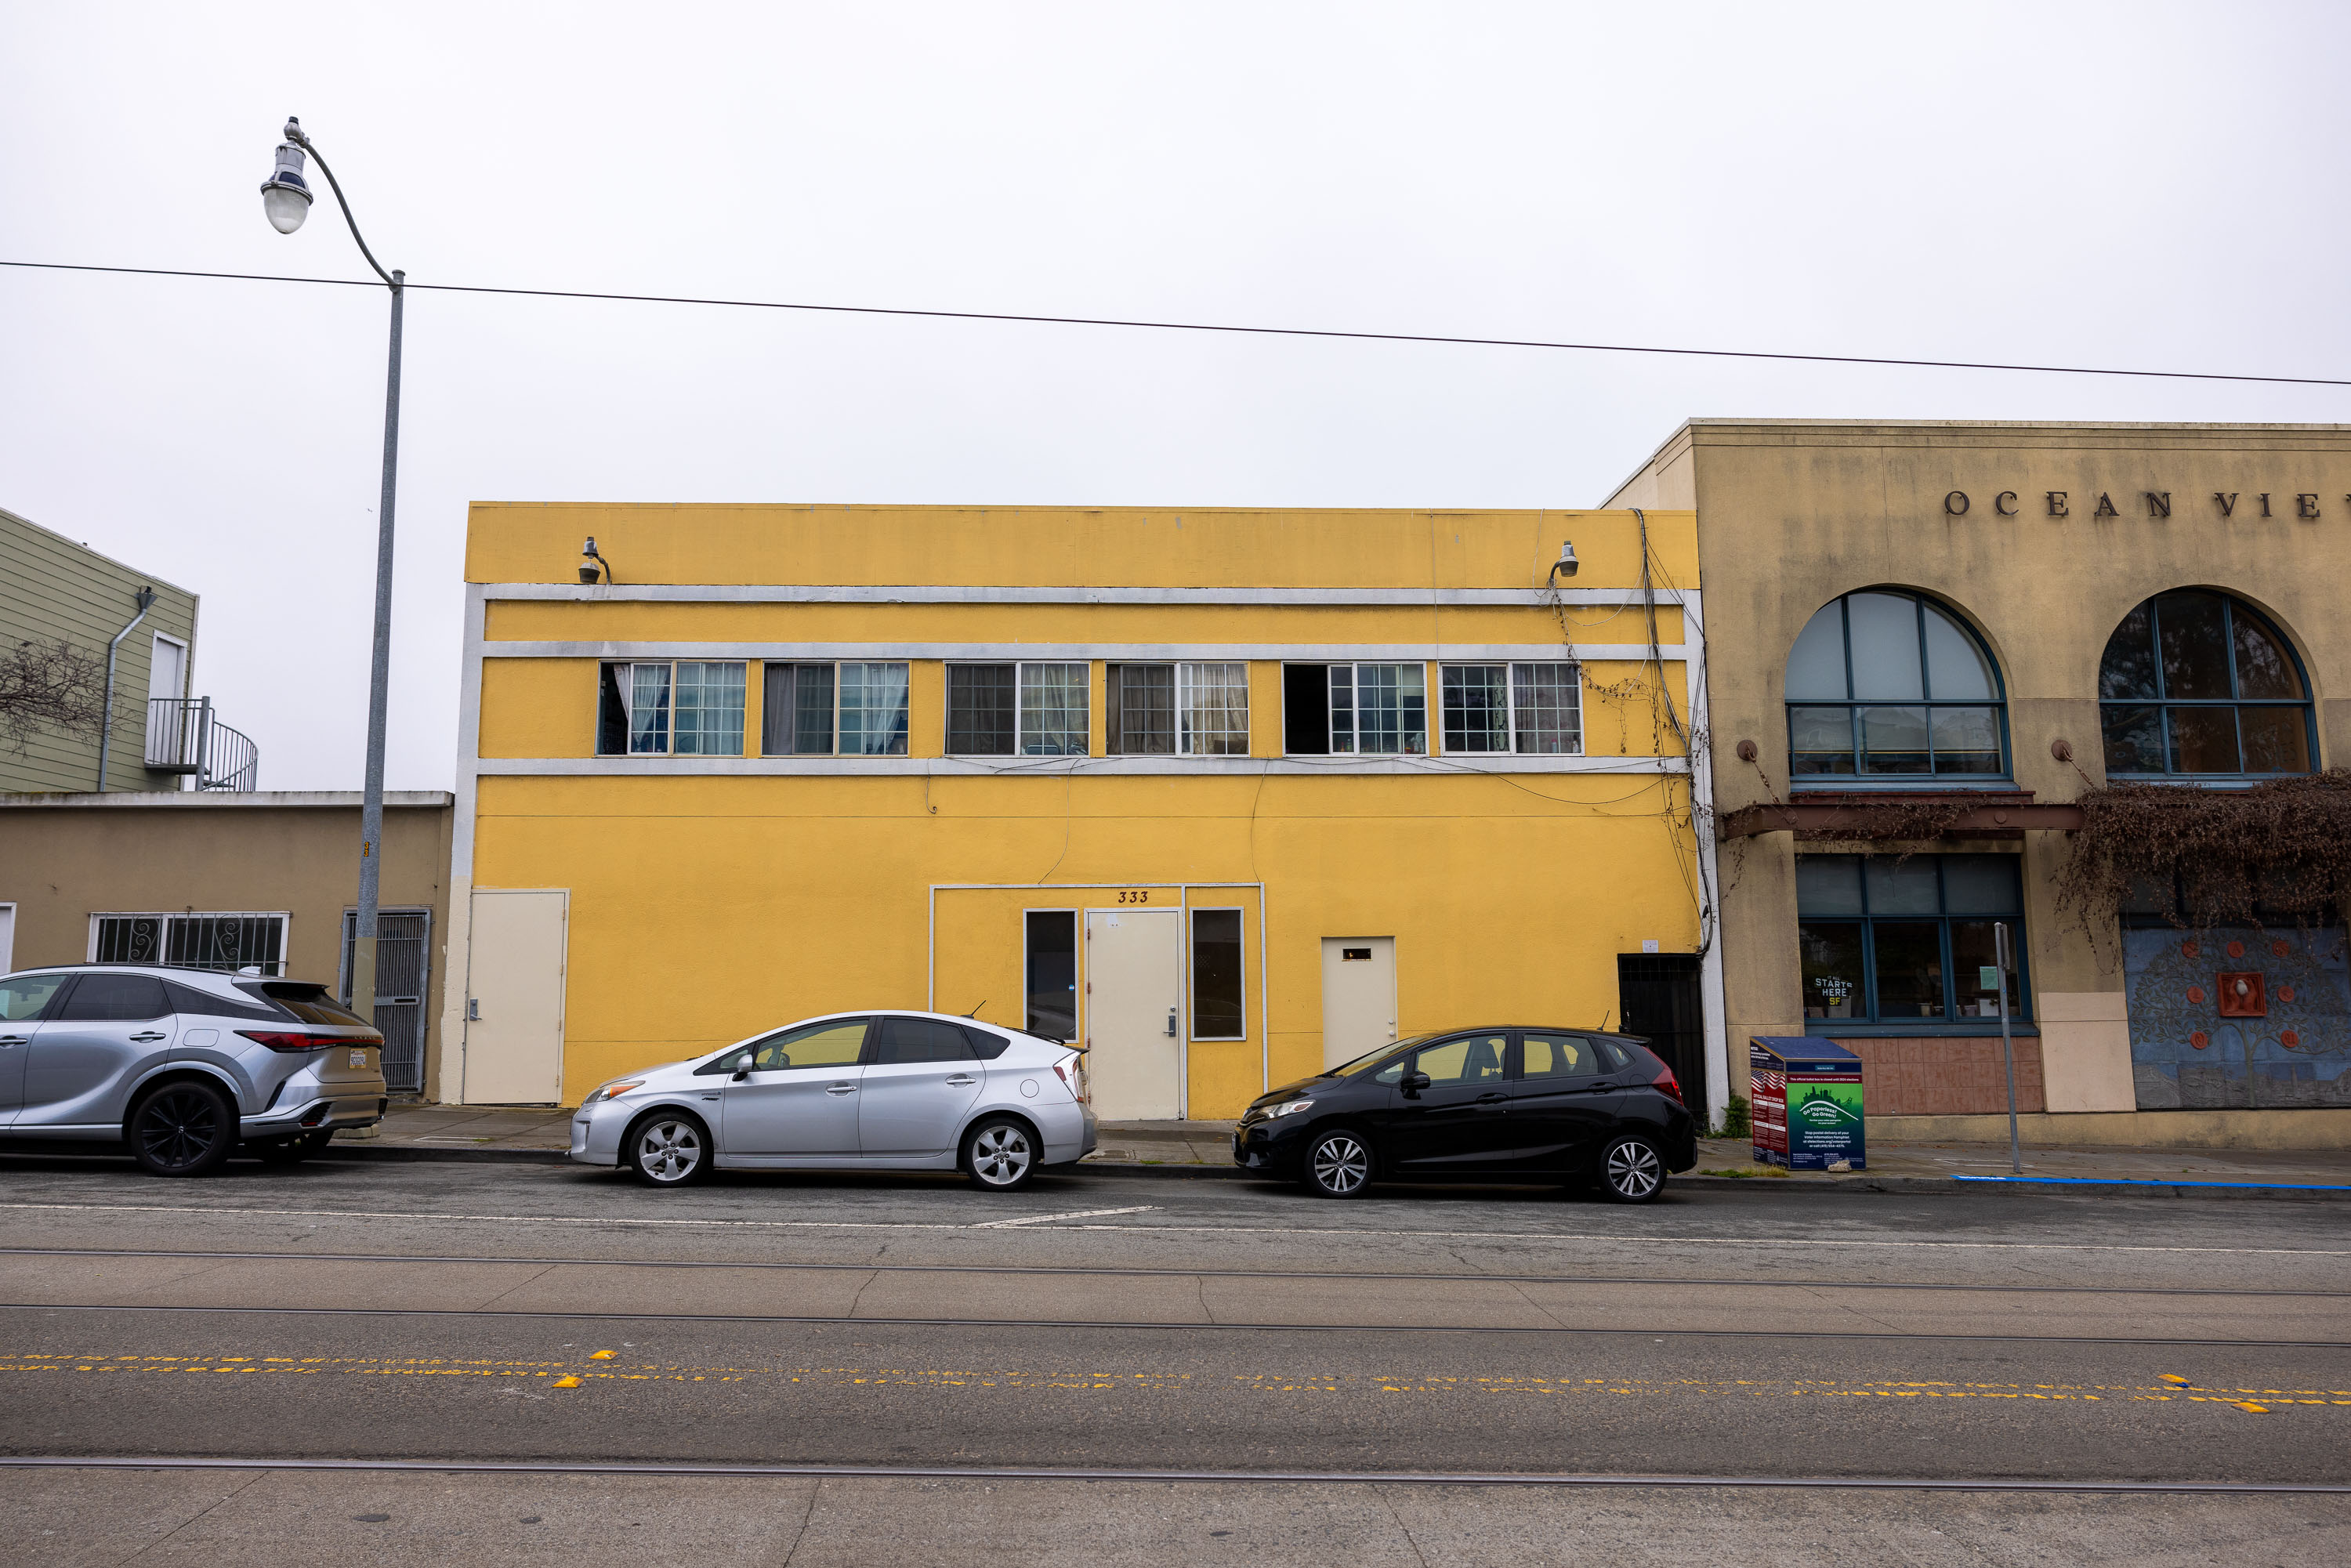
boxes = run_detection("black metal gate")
[341,909,431,1094]
[1617,952,1705,1117]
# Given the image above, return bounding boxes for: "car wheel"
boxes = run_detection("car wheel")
[1598,1134,1666,1204]
[1302,1129,1372,1198]
[963,1116,1037,1192]
[129,1081,237,1177]
[255,1129,335,1166]
[625,1112,712,1187]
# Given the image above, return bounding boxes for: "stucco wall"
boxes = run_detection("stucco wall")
[1610,421,2351,1113]
[0,793,454,1089]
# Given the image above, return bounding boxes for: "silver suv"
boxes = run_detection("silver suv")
[0,965,389,1175]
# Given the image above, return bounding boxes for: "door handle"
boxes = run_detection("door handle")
[1475,1092,1509,1108]
[130,1031,168,1043]
[824,1082,857,1095]
[1165,1008,1178,1037]
[0,1035,27,1046]
[945,1074,976,1087]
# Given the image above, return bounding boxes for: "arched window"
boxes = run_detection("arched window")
[1784,591,2006,778]
[2098,591,2313,777]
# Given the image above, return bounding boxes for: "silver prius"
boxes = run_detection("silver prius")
[0,964,388,1175]
[571,1010,1097,1191]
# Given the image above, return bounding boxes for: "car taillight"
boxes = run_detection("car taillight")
[1651,1063,1683,1103]
[236,1030,380,1053]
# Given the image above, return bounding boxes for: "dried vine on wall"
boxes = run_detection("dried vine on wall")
[2053,770,2351,940]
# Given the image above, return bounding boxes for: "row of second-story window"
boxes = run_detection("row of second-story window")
[593,659,1586,759]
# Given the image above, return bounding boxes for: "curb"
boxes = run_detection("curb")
[311,1144,2351,1197]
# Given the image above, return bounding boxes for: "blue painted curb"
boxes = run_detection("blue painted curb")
[1951,1174,2351,1192]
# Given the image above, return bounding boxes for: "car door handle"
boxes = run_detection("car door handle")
[945,1074,976,1087]
[0,1035,27,1046]
[130,1031,168,1043]
[824,1082,857,1095]
[1578,1081,1621,1094]
[1475,1092,1509,1108]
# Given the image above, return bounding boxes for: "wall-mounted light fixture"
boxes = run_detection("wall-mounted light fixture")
[579,536,615,585]
[1549,540,1579,580]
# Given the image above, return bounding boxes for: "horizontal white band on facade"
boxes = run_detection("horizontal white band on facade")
[481,582,1697,608]
[474,755,1691,778]
[480,640,1689,663]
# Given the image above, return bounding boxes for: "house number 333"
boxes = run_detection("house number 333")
[1116,889,1152,904]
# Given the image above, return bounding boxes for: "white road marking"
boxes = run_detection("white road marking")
[0,1201,2343,1257]
[973,1206,1159,1229]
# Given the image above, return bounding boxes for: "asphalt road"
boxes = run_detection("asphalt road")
[2,1153,2347,1565]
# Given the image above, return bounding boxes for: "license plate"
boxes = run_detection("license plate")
[350,1050,369,1069]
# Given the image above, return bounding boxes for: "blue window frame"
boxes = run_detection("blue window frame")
[1797,855,2027,1024]
[2097,591,2314,778]
[1784,591,2008,780]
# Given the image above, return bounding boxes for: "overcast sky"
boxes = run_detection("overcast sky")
[4,2,2348,792]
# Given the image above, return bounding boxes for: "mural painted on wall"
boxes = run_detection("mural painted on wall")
[2124,927,2351,1109]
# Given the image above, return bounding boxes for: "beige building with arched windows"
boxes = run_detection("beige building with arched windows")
[1609,421,2351,1147]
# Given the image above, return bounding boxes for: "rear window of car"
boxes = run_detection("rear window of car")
[965,1026,1016,1060]
[874,1017,977,1064]
[165,980,284,1021]
[242,982,369,1027]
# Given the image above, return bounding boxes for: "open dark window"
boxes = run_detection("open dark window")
[1284,664,1331,755]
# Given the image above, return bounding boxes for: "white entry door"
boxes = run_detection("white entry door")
[1085,909,1182,1119]
[1320,936,1397,1068]
[462,890,568,1104]
[0,903,15,975]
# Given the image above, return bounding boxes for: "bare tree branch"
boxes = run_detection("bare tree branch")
[0,638,110,756]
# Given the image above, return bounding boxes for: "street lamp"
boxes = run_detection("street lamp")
[259,116,404,1031]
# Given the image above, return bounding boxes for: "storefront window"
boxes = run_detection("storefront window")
[1784,592,2007,779]
[2097,592,2314,777]
[1796,854,2027,1023]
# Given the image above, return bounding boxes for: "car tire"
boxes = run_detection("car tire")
[625,1110,712,1187]
[255,1129,335,1166]
[1302,1128,1373,1198]
[129,1081,237,1178]
[962,1115,1038,1192]
[1597,1133,1667,1204]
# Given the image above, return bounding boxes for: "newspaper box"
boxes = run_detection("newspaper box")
[1750,1036,1865,1171]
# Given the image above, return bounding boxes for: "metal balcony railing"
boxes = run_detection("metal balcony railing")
[145,697,259,791]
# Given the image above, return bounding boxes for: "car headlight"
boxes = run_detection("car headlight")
[582,1079,644,1106]
[1269,1098,1315,1117]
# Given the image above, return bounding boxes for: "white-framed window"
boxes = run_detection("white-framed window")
[89,911,289,975]
[1281,662,1427,755]
[597,661,748,757]
[1190,907,1246,1040]
[1106,662,1249,755]
[1439,662,1584,755]
[762,661,911,756]
[947,661,1090,756]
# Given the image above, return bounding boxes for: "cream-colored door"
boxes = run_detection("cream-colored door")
[1320,936,1396,1068]
[462,890,567,1105]
[1084,909,1182,1120]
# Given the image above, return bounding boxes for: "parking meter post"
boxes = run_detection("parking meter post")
[1996,920,2021,1174]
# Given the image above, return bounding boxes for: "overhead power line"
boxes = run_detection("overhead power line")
[5,257,2348,389]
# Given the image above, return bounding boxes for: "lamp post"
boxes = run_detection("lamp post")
[260,117,402,1025]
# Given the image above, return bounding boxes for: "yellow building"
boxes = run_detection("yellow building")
[437,504,1721,1121]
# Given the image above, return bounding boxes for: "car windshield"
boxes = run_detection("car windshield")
[1322,1033,1439,1078]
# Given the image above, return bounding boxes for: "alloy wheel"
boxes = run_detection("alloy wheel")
[1603,1138,1664,1201]
[136,1087,224,1173]
[1310,1133,1370,1197]
[635,1118,705,1183]
[969,1123,1032,1187]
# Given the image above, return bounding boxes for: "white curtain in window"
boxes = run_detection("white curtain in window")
[1509,664,1581,755]
[1020,662,1089,755]
[1179,663,1248,755]
[840,662,911,755]
[629,664,672,754]
[672,662,746,756]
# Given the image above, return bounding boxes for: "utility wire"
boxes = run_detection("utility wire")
[5,258,2349,389]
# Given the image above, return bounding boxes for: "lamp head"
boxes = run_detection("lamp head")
[1552,540,1579,579]
[579,536,608,585]
[259,125,313,234]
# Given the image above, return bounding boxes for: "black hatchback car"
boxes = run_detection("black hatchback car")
[1233,1028,1697,1202]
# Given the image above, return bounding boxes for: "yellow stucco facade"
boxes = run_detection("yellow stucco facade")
[439,504,1719,1117]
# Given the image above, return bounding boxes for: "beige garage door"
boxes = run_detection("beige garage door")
[1085,908,1182,1120]
[462,889,568,1105]
[1320,936,1396,1069]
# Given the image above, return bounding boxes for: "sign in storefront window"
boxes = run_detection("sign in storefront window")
[1796,855,2025,1023]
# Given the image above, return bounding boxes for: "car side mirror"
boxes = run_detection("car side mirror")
[1401,1070,1431,1098]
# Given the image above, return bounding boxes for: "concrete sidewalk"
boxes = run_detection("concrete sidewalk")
[335,1103,2351,1192]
